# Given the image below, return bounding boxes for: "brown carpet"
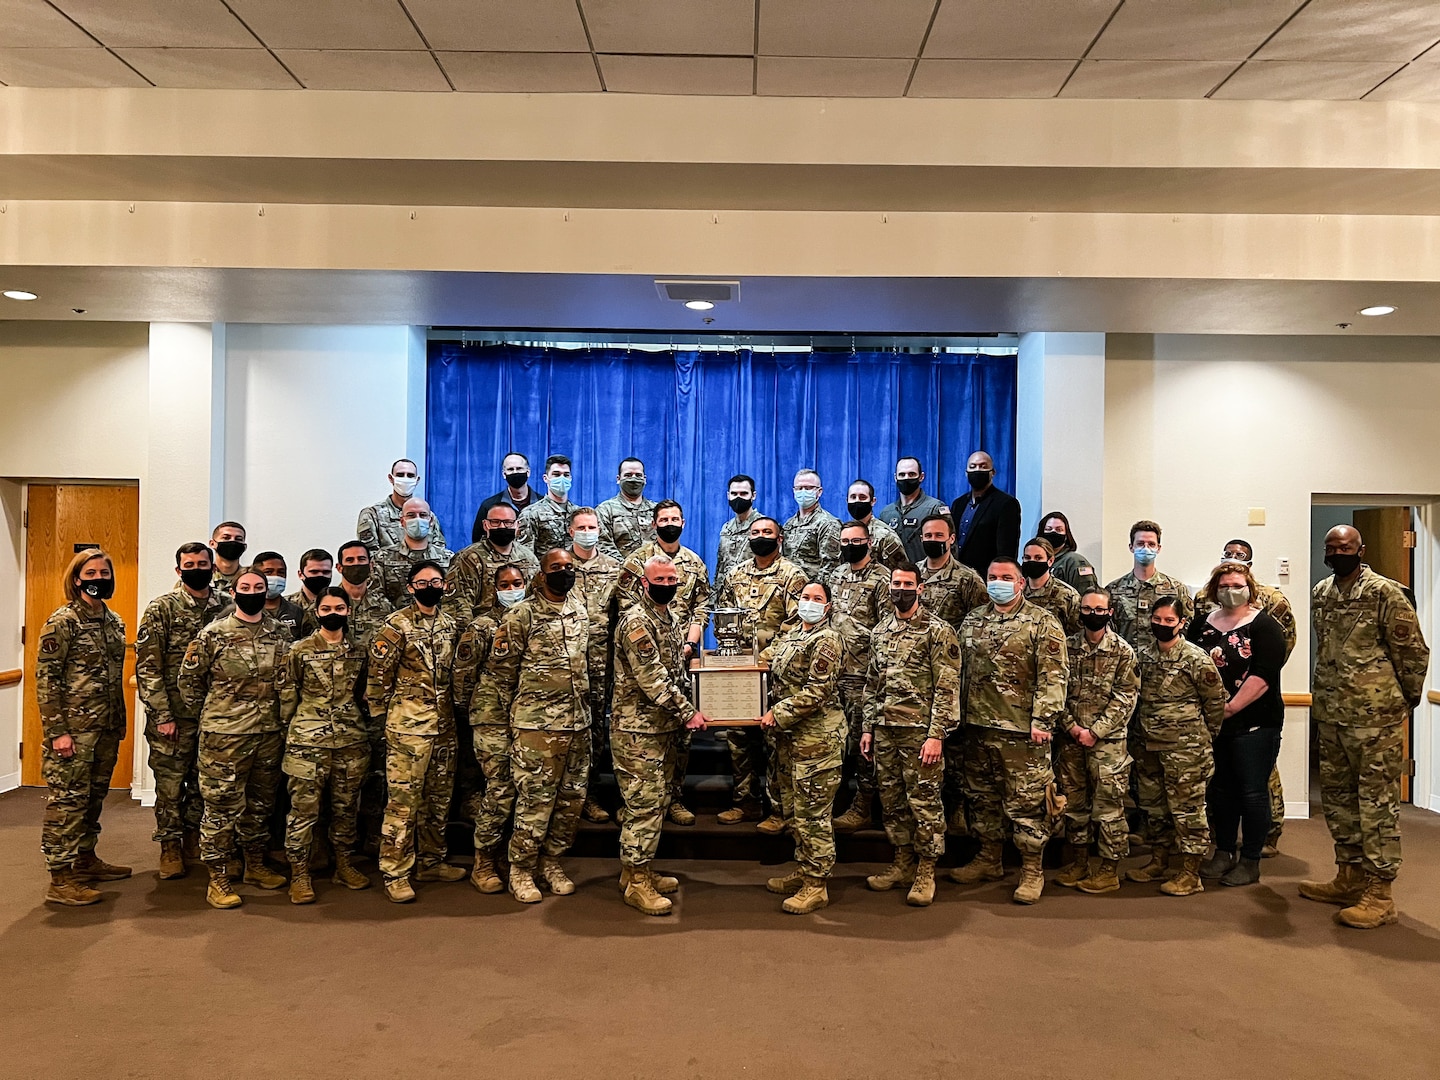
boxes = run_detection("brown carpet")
[2,786,1438,1080]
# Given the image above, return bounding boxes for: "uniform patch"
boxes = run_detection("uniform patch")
[40,635,60,655]
[1047,640,1062,655]
[1079,567,1095,576]
[948,642,961,660]
[456,641,474,663]
[370,636,393,661]
[490,628,510,658]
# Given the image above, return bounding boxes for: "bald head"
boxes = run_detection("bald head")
[1325,524,1362,553]
[967,451,994,472]
[401,497,431,519]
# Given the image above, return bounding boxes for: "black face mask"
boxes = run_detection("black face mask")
[1325,552,1362,578]
[79,578,115,601]
[1020,560,1049,581]
[1040,530,1067,552]
[896,477,921,497]
[890,588,918,612]
[412,584,446,608]
[214,540,246,562]
[317,612,348,633]
[233,591,267,616]
[656,524,683,544]
[749,536,778,557]
[545,568,577,595]
[1150,622,1179,643]
[839,543,869,564]
[179,567,214,591]
[729,496,753,515]
[339,564,370,585]
[488,526,516,547]
[647,581,679,605]
[846,500,873,521]
[966,469,991,490]
[1079,611,1111,632]
[505,470,529,490]
[303,574,332,596]
[922,539,948,559]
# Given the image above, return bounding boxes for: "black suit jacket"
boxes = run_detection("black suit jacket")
[471,486,537,544]
[950,486,1022,574]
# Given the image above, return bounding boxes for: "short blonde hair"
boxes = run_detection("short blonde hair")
[64,548,114,603]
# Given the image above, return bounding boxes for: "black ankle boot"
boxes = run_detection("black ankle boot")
[1220,857,1262,887]
[1200,849,1239,880]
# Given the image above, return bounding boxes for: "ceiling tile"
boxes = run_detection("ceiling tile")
[4,0,97,47]
[581,0,755,56]
[1256,0,1440,61]
[1366,57,1440,99]
[278,49,449,91]
[439,51,601,92]
[224,0,424,50]
[1212,59,1402,98]
[924,0,1116,59]
[117,46,297,88]
[0,46,149,86]
[403,0,590,52]
[56,0,256,48]
[757,56,912,96]
[1089,0,1301,61]
[1060,58,1235,97]
[600,54,752,94]
[758,0,936,59]
[908,58,1071,97]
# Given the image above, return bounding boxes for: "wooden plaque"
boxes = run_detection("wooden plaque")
[690,656,767,726]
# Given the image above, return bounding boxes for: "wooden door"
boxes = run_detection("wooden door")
[21,484,140,788]
[1351,506,1415,801]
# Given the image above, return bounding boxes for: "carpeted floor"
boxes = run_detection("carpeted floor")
[2,786,1438,1080]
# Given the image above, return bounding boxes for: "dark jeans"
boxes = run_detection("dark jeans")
[1208,725,1282,860]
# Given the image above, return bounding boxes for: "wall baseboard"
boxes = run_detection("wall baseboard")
[0,770,18,793]
[130,784,155,807]
[1428,795,1440,816]
[1284,799,1311,821]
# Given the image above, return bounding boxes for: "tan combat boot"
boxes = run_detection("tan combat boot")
[470,848,504,894]
[581,798,611,824]
[242,846,286,890]
[1054,843,1090,888]
[950,841,1005,885]
[158,841,187,880]
[509,868,542,904]
[1160,853,1204,896]
[385,877,415,903]
[624,869,673,916]
[766,867,805,895]
[832,794,872,833]
[866,847,916,891]
[782,877,829,914]
[756,814,787,836]
[46,869,102,907]
[1299,863,1366,906]
[717,802,763,824]
[1336,875,1398,929]
[288,860,315,905]
[1125,844,1171,883]
[647,866,679,894]
[1013,853,1046,905]
[206,868,242,909]
[415,862,466,882]
[667,801,696,826]
[332,851,371,890]
[73,851,132,881]
[1076,858,1121,894]
[539,856,575,895]
[906,857,938,906]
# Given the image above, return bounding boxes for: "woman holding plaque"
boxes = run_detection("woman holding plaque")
[758,582,847,914]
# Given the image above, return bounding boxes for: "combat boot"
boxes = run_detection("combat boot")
[906,857,937,906]
[1336,874,1398,929]
[1200,849,1239,880]
[581,798,611,824]
[509,868,542,904]
[766,867,805,895]
[647,866,679,894]
[384,877,415,904]
[1126,845,1171,883]
[288,860,315,905]
[1160,853,1204,896]
[73,851,132,882]
[539,856,575,895]
[1076,858,1121,894]
[717,802,763,824]
[1013,853,1046,904]
[46,869,102,907]
[242,847,286,890]
[782,877,829,914]
[415,861,466,882]
[332,851,371,890]
[182,829,200,862]
[1299,863,1366,906]
[624,870,672,916]
[470,848,504,894]
[946,805,970,836]
[866,847,916,891]
[158,841,187,880]
[756,814,787,835]
[667,801,696,826]
[950,841,1005,885]
[1054,844,1090,888]
[832,794,872,833]
[205,868,242,909]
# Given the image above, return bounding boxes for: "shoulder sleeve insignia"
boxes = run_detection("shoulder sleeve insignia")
[40,634,60,655]
[1079,566,1095,576]
[948,641,961,661]
[1047,639,1062,655]
[456,640,474,663]
[491,627,510,658]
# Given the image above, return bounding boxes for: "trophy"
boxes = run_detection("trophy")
[691,607,767,725]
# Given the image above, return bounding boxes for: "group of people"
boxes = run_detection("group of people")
[34,451,1429,930]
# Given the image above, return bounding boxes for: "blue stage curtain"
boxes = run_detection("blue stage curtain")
[425,344,1017,563]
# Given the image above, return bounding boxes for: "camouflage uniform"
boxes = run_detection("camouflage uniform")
[279,631,370,867]
[782,506,842,585]
[878,491,950,566]
[761,619,847,878]
[210,564,242,601]
[919,556,989,631]
[356,496,445,555]
[372,539,455,608]
[610,597,691,867]
[336,582,395,842]
[1104,569,1193,648]
[365,604,462,883]
[1051,549,1098,595]
[715,507,764,588]
[178,615,291,869]
[478,591,591,872]
[865,516,908,571]
[35,601,127,871]
[1311,566,1429,881]
[596,494,656,561]
[717,556,807,811]
[1024,576,1081,636]
[829,558,891,810]
[136,586,230,844]
[455,615,512,854]
[1056,627,1140,859]
[1133,637,1226,855]
[445,538,541,622]
[960,601,1069,855]
[572,549,623,804]
[864,605,961,859]
[517,496,577,557]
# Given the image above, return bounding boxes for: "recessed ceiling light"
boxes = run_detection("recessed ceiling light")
[684,299,715,311]
[1359,304,1396,316]
[3,289,38,301]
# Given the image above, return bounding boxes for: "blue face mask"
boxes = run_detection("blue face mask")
[794,488,819,509]
[1132,546,1158,566]
[404,518,431,541]
[548,474,573,497]
[987,580,1017,605]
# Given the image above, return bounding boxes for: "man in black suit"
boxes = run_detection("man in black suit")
[471,451,536,543]
[950,451,1021,574]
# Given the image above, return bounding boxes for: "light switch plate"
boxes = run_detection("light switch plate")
[1277,557,1290,579]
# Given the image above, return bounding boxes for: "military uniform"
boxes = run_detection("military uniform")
[266,597,309,642]
[372,539,455,608]
[596,494,656,561]
[919,556,988,631]
[445,538,540,622]
[715,507,764,588]
[517,496,577,557]
[178,614,291,870]
[136,586,230,848]
[456,615,512,857]
[356,496,446,555]
[365,604,463,884]
[210,564,242,601]
[878,491,950,566]
[865,516,908,571]
[1051,549,1098,595]
[782,506,842,584]
[572,549,623,812]
[864,605,961,860]
[36,601,128,873]
[1057,628,1140,860]
[1311,566,1429,882]
[336,582,396,843]
[1024,576,1082,636]
[279,631,370,871]
[829,558,891,816]
[1104,569,1193,647]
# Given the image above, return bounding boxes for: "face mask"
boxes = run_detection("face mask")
[1151,622,1179,643]
[890,588,918,612]
[1020,560,1049,581]
[392,475,418,498]
[1079,611,1111,632]
[656,524,683,544]
[497,587,526,608]
[847,500,872,521]
[214,540,246,562]
[728,496,753,515]
[922,539,948,559]
[265,576,287,599]
[545,567,577,595]
[896,477,921,497]
[647,581,678,605]
[233,591,267,616]
[547,474,572,497]
[1132,546,1158,566]
[303,574,332,596]
[794,489,819,509]
[987,580,1017,605]
[839,543,868,564]
[179,567,214,591]
[411,584,445,608]
[79,578,115,601]
[620,477,646,497]
[797,599,827,625]
[749,536,778,558]
[487,525,516,547]
[967,469,991,490]
[505,469,529,490]
[572,528,599,550]
[1041,530,1067,551]
[340,564,370,585]
[404,518,430,541]
[1217,586,1251,609]
[317,612,348,633]
[1325,552,1362,578]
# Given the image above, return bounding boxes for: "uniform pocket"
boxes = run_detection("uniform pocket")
[282,752,319,780]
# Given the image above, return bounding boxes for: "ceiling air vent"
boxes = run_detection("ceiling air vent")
[654,279,740,304]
